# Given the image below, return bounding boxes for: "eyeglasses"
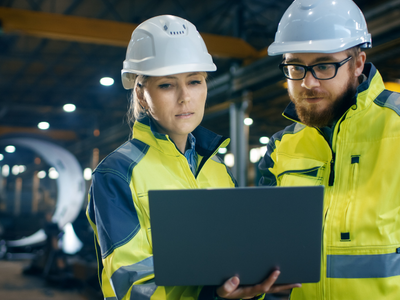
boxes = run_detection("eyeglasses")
[279,56,352,80]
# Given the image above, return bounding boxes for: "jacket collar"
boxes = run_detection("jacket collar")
[132,115,230,157]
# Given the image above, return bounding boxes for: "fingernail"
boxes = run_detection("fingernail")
[230,276,239,286]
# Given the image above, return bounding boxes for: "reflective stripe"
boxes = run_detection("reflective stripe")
[105,298,117,300]
[111,256,155,299]
[130,282,157,300]
[374,89,400,116]
[327,253,400,278]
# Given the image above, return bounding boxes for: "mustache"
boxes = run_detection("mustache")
[298,90,329,98]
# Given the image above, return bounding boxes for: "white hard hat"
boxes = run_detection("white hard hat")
[268,0,372,56]
[121,15,216,89]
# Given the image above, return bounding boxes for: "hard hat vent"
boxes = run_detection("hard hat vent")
[163,21,187,36]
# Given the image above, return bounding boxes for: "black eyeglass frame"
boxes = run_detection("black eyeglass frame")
[279,56,353,80]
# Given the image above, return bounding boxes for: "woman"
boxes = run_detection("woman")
[86,15,298,300]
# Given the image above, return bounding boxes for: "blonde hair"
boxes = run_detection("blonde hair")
[126,74,149,127]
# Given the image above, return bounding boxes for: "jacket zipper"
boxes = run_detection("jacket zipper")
[340,155,360,241]
[328,152,335,186]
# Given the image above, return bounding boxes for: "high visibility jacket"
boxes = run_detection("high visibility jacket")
[259,63,400,300]
[86,116,236,300]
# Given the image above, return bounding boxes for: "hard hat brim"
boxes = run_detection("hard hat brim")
[121,63,216,90]
[268,36,372,56]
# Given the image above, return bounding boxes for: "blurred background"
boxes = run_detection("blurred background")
[1,0,400,299]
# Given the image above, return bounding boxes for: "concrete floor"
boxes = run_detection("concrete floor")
[0,259,102,300]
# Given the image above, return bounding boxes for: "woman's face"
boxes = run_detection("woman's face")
[138,72,207,142]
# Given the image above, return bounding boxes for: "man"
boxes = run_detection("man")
[259,0,400,299]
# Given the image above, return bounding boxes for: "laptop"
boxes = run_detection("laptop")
[148,185,324,286]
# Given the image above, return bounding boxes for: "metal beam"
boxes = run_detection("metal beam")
[0,126,77,141]
[0,7,258,59]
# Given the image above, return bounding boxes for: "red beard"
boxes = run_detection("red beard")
[289,77,358,128]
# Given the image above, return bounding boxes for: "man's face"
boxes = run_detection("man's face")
[285,51,362,127]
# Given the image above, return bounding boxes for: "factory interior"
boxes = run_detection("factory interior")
[1,0,400,299]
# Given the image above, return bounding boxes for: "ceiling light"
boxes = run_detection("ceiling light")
[218,147,227,154]
[49,167,59,179]
[224,153,235,167]
[2,165,9,177]
[244,118,253,126]
[100,77,114,86]
[260,146,267,157]
[18,165,26,173]
[84,167,93,181]
[63,103,76,112]
[12,165,20,176]
[259,136,270,144]
[250,148,262,164]
[38,122,50,130]
[5,145,15,153]
[0,154,3,161]
[249,147,268,163]
[37,170,46,179]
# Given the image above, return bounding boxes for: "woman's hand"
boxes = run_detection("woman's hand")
[215,270,301,299]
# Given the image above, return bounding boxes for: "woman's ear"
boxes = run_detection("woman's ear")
[135,86,148,110]
[135,85,144,101]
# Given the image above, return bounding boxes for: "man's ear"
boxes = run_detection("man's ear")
[354,51,366,77]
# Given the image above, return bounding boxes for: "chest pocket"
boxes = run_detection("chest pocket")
[277,157,327,187]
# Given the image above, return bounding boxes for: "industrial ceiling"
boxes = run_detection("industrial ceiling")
[1,0,400,169]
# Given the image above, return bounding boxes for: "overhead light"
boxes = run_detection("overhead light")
[259,136,270,144]
[100,77,114,86]
[0,154,3,161]
[5,145,15,153]
[218,147,227,154]
[37,170,46,179]
[2,165,10,177]
[244,118,253,126]
[224,153,235,167]
[12,165,20,176]
[249,147,268,163]
[49,167,59,179]
[84,167,92,181]
[250,148,261,164]
[63,103,76,112]
[260,146,267,157]
[18,165,26,173]
[38,122,50,130]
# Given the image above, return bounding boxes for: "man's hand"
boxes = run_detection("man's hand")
[215,270,301,299]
